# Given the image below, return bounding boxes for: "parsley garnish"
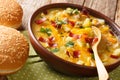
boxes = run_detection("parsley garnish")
[72,9,79,14]
[40,28,52,36]
[66,8,80,15]
[65,41,74,47]
[51,48,59,53]
[55,18,67,25]
[45,28,52,36]
[40,27,46,33]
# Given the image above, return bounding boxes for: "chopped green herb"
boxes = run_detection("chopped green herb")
[40,28,52,36]
[65,8,80,15]
[75,21,84,28]
[51,48,59,53]
[55,18,67,25]
[40,27,46,33]
[66,8,74,14]
[46,28,52,36]
[72,9,79,14]
[65,41,74,47]
[56,20,63,25]
[45,28,51,32]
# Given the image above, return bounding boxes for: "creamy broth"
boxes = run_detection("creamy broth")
[32,8,120,66]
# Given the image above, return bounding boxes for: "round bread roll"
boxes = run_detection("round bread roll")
[0,0,23,29]
[0,26,29,75]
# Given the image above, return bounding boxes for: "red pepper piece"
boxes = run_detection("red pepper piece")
[69,32,80,39]
[92,37,98,46]
[110,55,119,59]
[57,25,62,29]
[74,35,80,39]
[51,21,62,28]
[48,37,55,42]
[35,18,47,24]
[48,42,57,47]
[85,37,94,44]
[51,21,57,27]
[38,37,47,42]
[73,50,80,58]
[69,20,75,27]
[69,32,74,37]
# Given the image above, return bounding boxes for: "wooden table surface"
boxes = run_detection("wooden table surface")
[16,0,120,29]
[0,0,120,80]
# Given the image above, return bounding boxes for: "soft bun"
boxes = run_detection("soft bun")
[0,0,23,29]
[0,26,29,75]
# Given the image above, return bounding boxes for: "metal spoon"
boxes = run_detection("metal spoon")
[92,26,109,80]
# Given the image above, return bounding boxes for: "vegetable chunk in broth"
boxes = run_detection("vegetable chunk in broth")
[32,8,120,66]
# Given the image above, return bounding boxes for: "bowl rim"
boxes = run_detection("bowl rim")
[28,3,120,69]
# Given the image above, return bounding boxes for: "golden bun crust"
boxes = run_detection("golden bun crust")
[0,0,23,29]
[0,26,29,75]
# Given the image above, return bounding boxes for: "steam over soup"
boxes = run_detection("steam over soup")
[32,8,120,66]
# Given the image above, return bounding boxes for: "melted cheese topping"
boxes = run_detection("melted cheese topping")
[32,8,120,66]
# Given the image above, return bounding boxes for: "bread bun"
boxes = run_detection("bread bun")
[0,0,23,29]
[0,26,29,75]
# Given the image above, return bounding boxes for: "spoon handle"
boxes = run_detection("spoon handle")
[93,46,109,80]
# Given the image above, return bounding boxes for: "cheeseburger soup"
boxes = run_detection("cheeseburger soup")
[32,8,120,66]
